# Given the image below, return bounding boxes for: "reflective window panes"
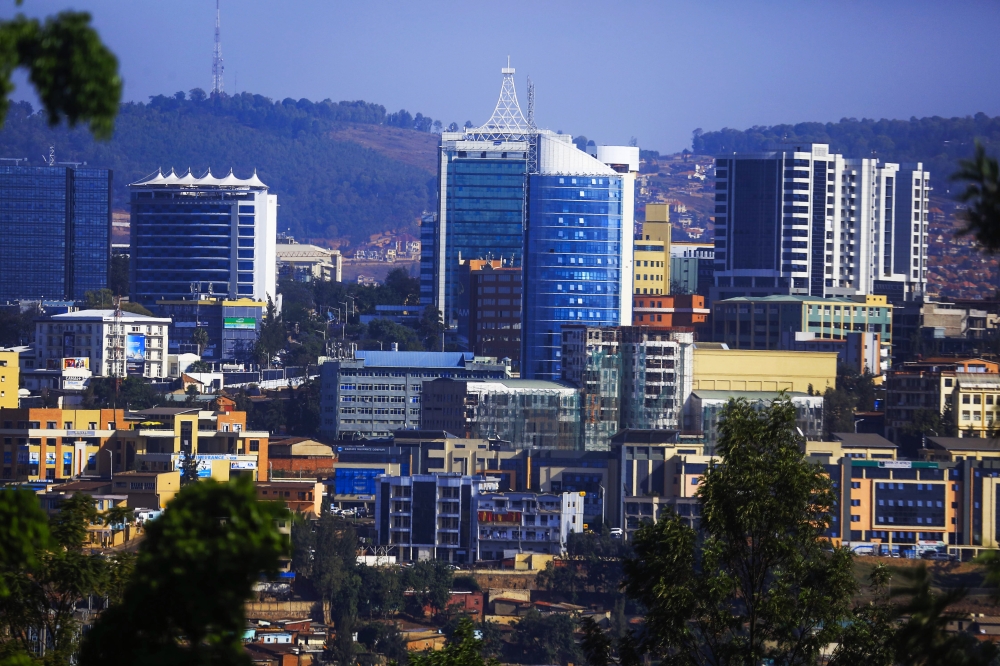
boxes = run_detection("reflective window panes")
[523,175,625,381]
[0,166,111,301]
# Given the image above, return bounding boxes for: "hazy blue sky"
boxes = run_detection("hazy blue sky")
[5,0,1000,152]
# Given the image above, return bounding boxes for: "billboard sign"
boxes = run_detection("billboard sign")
[63,357,89,370]
[126,334,146,375]
[125,334,146,361]
[224,317,257,330]
[63,379,87,391]
[230,461,257,470]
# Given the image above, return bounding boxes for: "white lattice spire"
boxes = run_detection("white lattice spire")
[466,58,533,140]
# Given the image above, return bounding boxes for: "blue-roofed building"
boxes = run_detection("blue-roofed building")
[319,349,511,440]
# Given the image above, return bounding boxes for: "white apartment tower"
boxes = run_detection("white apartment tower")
[712,144,927,304]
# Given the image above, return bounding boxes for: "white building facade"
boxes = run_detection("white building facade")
[33,309,171,381]
[712,144,927,304]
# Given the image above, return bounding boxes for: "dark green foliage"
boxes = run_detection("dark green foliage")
[409,617,498,666]
[81,376,162,409]
[363,318,423,351]
[358,621,408,664]
[83,289,153,316]
[622,398,856,666]
[180,450,200,486]
[402,560,454,618]
[506,610,581,666]
[291,513,361,663]
[109,253,129,295]
[890,565,997,666]
[0,492,112,665]
[357,565,404,619]
[418,305,445,352]
[0,488,49,597]
[952,141,1000,253]
[0,92,436,243]
[0,305,35,347]
[829,565,896,666]
[692,113,1000,189]
[0,11,120,138]
[187,360,213,373]
[79,478,289,666]
[823,365,877,437]
[283,379,321,437]
[254,298,286,367]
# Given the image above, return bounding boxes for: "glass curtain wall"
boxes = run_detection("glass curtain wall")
[523,174,624,381]
[442,156,526,331]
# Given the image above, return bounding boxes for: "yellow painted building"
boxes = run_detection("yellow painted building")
[692,345,838,393]
[952,374,1000,438]
[634,203,671,295]
[0,348,19,409]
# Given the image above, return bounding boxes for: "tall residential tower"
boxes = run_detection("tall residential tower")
[711,144,927,304]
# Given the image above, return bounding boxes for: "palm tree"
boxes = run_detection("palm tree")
[952,141,1000,252]
[103,504,134,546]
[191,326,210,356]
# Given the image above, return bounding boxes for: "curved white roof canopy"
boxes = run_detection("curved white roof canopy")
[130,167,268,189]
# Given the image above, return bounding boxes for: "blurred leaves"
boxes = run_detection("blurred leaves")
[0,11,121,138]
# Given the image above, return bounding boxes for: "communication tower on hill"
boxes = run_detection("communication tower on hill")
[212,0,224,94]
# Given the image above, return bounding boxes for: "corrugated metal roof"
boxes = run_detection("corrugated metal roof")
[355,351,474,368]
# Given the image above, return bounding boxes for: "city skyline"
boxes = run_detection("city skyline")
[1,1,998,152]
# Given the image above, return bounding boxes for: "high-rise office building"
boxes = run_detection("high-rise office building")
[0,165,111,301]
[425,63,636,377]
[128,169,277,305]
[523,143,637,380]
[712,144,927,304]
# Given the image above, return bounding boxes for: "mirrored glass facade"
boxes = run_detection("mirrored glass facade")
[0,166,111,301]
[434,152,527,331]
[523,174,625,381]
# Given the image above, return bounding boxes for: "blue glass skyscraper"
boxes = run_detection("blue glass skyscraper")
[425,63,638,372]
[522,141,638,380]
[0,165,111,301]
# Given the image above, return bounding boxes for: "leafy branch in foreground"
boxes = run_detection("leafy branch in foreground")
[79,478,288,666]
[0,9,121,138]
[952,140,1000,253]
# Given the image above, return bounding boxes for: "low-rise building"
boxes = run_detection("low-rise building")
[0,348,20,408]
[951,374,1000,438]
[110,469,180,509]
[256,480,324,516]
[711,294,892,357]
[276,240,342,283]
[31,309,171,383]
[474,491,584,561]
[319,350,510,441]
[421,378,581,450]
[691,344,838,394]
[268,437,336,479]
[154,297,265,364]
[885,358,999,445]
[631,294,709,328]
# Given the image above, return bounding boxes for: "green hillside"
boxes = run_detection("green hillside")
[691,113,1000,183]
[0,92,442,244]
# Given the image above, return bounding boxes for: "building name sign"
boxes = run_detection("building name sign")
[67,430,96,437]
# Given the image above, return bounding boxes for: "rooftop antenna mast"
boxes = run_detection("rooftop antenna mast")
[526,77,535,128]
[212,0,224,95]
